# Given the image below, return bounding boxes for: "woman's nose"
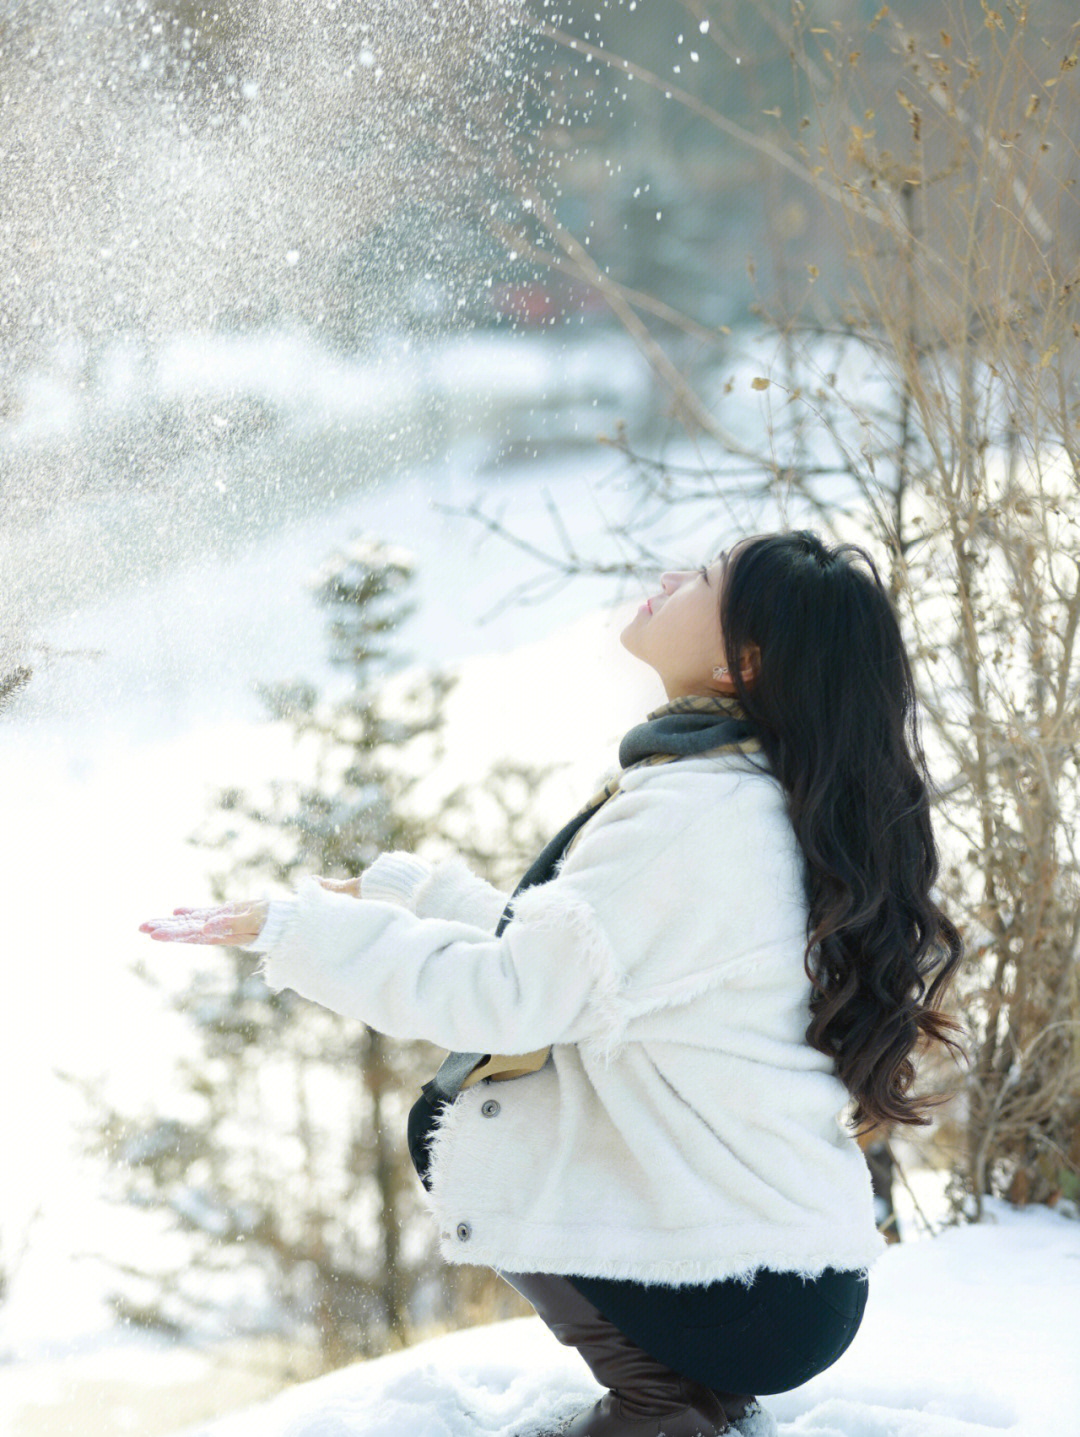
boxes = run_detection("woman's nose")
[659,571,682,594]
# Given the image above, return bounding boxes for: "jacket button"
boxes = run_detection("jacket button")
[456,1222,471,1241]
[481,1099,501,1117]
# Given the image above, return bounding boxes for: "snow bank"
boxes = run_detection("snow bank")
[167,1198,1079,1437]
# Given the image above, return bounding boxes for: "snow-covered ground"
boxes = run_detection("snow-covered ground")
[156,1196,1077,1437]
[7,1175,1076,1437]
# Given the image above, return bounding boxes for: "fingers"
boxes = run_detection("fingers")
[140,901,260,944]
[139,908,225,931]
[141,915,233,943]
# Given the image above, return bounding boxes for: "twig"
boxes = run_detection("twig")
[535,23,906,233]
[886,1139,942,1238]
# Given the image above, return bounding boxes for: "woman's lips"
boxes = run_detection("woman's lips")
[640,598,652,614]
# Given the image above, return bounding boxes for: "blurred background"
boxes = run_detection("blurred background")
[2,2,1078,1432]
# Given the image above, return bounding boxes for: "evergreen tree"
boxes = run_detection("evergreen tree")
[87,533,552,1367]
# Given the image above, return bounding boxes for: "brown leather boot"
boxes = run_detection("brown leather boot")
[499,1269,755,1437]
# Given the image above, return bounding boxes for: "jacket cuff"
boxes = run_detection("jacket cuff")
[359,852,433,909]
[236,898,298,953]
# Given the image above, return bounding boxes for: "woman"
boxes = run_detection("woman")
[141,529,965,1437]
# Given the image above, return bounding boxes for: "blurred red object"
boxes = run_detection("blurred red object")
[487,280,608,327]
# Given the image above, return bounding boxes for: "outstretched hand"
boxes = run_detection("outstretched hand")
[139,876,361,945]
[139,899,270,945]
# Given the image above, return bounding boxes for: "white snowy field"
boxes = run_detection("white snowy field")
[151,1194,1075,1437]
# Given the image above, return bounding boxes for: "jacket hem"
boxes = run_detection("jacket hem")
[431,1224,889,1288]
[416,1077,888,1288]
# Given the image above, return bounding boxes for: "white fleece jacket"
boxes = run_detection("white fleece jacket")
[240,752,888,1287]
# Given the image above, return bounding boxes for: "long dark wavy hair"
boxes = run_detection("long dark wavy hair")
[716,530,967,1134]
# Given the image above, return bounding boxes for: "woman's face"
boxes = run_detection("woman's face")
[621,539,755,700]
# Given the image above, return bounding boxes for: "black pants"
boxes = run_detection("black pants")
[408,1083,868,1394]
[566,1262,867,1394]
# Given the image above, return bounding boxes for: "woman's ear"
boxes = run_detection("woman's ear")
[740,644,761,682]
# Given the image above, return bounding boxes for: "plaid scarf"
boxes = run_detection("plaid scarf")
[429,692,763,1099]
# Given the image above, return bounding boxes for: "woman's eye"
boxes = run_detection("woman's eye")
[699,566,710,584]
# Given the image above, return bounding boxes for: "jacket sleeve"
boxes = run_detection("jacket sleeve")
[359,848,514,931]
[246,878,624,1060]
[242,789,669,1061]
[411,854,514,932]
[241,766,787,1059]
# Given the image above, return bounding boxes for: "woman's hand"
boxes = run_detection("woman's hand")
[139,898,269,945]
[140,876,358,945]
